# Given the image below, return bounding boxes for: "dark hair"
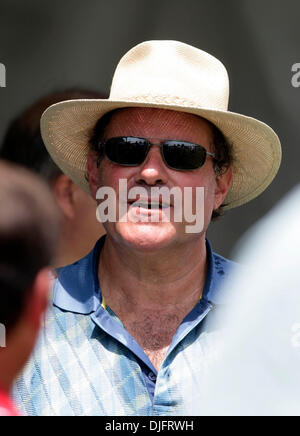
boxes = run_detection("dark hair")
[0,162,60,333]
[0,88,108,184]
[89,110,116,154]
[210,124,233,219]
[89,109,233,219]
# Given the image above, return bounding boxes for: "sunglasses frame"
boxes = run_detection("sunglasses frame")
[99,136,216,171]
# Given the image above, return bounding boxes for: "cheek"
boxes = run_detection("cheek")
[181,171,217,215]
[176,168,215,190]
[98,159,135,191]
[202,175,218,210]
[98,160,117,187]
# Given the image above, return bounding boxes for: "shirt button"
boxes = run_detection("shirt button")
[148,372,157,382]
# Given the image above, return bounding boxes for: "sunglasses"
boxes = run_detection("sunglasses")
[99,136,216,171]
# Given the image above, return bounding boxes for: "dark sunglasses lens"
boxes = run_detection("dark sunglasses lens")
[104,137,149,166]
[163,141,207,170]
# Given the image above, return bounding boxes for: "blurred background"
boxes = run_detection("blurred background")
[0,0,299,258]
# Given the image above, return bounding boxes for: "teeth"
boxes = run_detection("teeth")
[131,202,170,209]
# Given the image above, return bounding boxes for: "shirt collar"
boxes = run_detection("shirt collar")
[203,238,238,305]
[53,236,105,314]
[53,235,237,314]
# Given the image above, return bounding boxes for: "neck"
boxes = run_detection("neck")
[99,235,208,311]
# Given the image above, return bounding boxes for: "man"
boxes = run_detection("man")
[0,89,106,267]
[0,162,60,416]
[14,40,281,416]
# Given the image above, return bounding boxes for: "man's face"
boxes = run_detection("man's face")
[88,107,232,252]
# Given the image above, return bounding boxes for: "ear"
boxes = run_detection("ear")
[87,150,100,199]
[23,269,51,332]
[52,174,76,219]
[213,167,233,211]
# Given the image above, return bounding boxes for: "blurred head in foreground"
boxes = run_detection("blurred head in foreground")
[0,89,107,268]
[0,161,60,414]
[196,185,300,416]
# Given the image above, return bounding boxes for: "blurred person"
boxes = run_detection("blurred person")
[192,185,300,416]
[0,89,107,268]
[14,41,281,416]
[0,161,60,416]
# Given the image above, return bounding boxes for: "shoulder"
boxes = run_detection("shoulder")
[52,237,104,314]
[56,245,96,289]
[56,235,105,285]
[213,251,240,275]
[205,248,243,305]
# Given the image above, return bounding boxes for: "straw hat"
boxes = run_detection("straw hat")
[41,40,281,210]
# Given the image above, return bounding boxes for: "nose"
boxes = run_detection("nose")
[135,145,169,186]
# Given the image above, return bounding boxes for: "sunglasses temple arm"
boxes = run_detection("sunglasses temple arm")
[207,151,216,158]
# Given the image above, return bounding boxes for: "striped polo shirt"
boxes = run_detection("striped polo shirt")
[13,236,238,416]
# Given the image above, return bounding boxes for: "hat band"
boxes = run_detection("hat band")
[112,94,201,107]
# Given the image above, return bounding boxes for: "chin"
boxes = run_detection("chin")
[115,222,178,252]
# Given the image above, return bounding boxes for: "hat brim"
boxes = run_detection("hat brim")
[41,99,281,210]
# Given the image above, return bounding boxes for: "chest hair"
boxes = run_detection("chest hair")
[119,308,187,371]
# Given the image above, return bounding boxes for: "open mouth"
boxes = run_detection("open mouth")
[131,201,170,210]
